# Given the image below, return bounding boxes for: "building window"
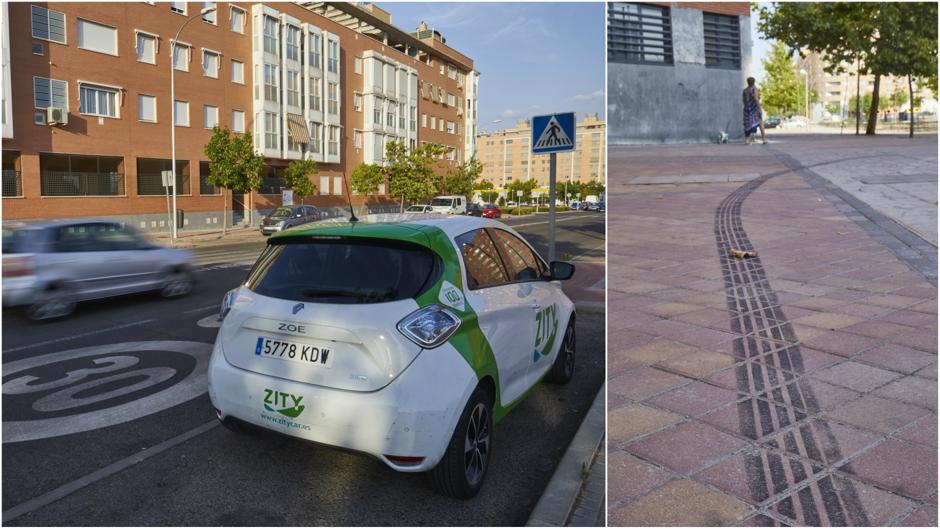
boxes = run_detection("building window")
[309,33,321,67]
[232,109,245,132]
[77,19,117,55]
[349,92,362,112]
[2,152,23,197]
[41,153,125,197]
[31,5,67,44]
[138,94,156,122]
[174,100,189,126]
[202,49,220,78]
[309,122,321,153]
[439,119,444,132]
[136,32,156,64]
[33,77,68,110]
[264,63,278,102]
[399,105,406,130]
[607,2,673,65]
[287,70,300,107]
[169,2,186,15]
[263,16,278,54]
[264,112,278,149]
[137,158,188,196]
[703,12,741,69]
[447,120,455,134]
[202,2,216,25]
[386,104,395,127]
[410,107,417,130]
[172,42,190,71]
[373,100,382,124]
[204,105,218,129]
[199,161,220,195]
[327,39,338,73]
[332,175,342,196]
[231,59,244,84]
[446,93,456,107]
[353,129,362,148]
[430,116,436,129]
[354,57,362,74]
[447,64,457,79]
[327,82,338,115]
[259,166,286,195]
[310,77,321,111]
[230,6,245,33]
[328,126,339,156]
[79,84,118,118]
[319,175,329,195]
[286,26,300,61]
[421,113,427,128]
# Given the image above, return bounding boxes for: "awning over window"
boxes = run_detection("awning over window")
[286,113,310,144]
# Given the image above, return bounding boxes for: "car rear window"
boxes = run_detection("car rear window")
[245,237,440,304]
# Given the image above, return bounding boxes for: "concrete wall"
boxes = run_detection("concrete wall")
[608,7,752,144]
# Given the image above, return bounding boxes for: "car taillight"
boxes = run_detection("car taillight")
[2,255,35,278]
[397,305,461,348]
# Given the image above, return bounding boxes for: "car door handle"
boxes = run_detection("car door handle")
[531,302,541,310]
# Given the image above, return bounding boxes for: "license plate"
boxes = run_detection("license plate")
[255,336,334,368]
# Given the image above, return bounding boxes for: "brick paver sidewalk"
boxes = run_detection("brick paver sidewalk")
[607,138,937,527]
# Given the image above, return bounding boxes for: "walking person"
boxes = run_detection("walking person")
[743,77,768,145]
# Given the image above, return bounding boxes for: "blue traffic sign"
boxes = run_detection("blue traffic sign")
[532,112,576,154]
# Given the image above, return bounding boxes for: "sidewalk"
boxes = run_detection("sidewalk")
[607,136,937,527]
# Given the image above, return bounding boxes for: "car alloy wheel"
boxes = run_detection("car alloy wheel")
[161,269,194,298]
[463,402,490,487]
[27,286,76,321]
[546,318,575,384]
[428,386,493,498]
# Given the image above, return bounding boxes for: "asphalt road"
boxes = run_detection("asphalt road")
[1,212,605,526]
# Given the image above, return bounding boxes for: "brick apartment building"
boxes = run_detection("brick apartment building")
[0,2,479,231]
[476,114,606,189]
[607,2,752,143]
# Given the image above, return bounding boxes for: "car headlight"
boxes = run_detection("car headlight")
[397,305,461,348]
[219,288,238,320]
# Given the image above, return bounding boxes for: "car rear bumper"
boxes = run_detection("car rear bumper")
[2,276,40,306]
[208,339,478,472]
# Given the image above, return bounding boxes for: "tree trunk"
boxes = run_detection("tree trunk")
[908,74,915,138]
[222,189,228,235]
[865,74,881,135]
[855,55,861,135]
[400,194,405,213]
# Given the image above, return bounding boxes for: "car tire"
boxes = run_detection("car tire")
[27,283,77,321]
[546,317,575,384]
[428,385,493,498]
[220,417,256,435]
[160,267,194,298]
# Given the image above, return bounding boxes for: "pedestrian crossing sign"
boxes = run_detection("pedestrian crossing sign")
[532,112,576,154]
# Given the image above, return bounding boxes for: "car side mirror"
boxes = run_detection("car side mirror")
[548,261,575,281]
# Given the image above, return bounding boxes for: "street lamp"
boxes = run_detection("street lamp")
[799,68,809,123]
[492,119,507,188]
[170,5,216,243]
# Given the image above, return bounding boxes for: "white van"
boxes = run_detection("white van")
[429,195,467,215]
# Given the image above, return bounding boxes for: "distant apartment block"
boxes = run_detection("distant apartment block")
[1,2,479,230]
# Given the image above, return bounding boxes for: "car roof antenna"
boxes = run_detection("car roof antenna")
[341,172,358,223]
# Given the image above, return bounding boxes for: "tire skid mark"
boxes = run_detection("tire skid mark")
[714,174,870,526]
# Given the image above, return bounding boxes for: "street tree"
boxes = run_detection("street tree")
[386,141,447,211]
[507,178,538,204]
[444,156,483,200]
[761,42,802,116]
[204,126,264,233]
[350,163,386,196]
[283,159,317,204]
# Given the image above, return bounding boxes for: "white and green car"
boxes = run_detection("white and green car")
[208,214,576,497]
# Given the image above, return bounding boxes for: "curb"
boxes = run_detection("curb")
[526,382,606,527]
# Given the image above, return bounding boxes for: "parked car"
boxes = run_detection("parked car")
[569,201,581,211]
[506,201,518,208]
[2,220,195,321]
[406,204,433,213]
[260,205,323,235]
[582,202,596,211]
[780,117,808,128]
[481,204,502,219]
[764,116,781,129]
[596,202,606,213]
[429,195,467,215]
[210,215,576,498]
[466,203,483,217]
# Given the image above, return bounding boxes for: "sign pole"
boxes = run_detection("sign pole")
[549,152,557,262]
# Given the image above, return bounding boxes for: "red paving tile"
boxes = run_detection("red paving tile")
[625,421,749,474]
[841,439,938,500]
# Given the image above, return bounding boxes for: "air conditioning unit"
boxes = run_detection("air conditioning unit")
[47,107,68,126]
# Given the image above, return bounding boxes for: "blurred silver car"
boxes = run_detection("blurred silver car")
[259,205,323,235]
[2,220,195,321]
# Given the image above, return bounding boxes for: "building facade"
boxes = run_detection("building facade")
[477,114,606,189]
[607,2,752,144]
[1,2,479,231]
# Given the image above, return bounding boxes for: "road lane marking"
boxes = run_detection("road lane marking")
[510,215,590,229]
[183,305,220,315]
[2,320,156,354]
[570,242,606,262]
[1,420,219,523]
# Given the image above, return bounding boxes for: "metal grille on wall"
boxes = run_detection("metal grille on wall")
[607,2,673,65]
[136,158,189,196]
[703,12,741,69]
[39,154,124,196]
[2,170,22,197]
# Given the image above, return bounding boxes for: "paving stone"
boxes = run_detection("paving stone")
[608,479,750,527]
[879,309,939,328]
[626,421,748,474]
[874,376,938,410]
[763,418,881,466]
[914,362,937,380]
[700,398,807,440]
[862,293,924,309]
[891,331,939,354]
[842,320,917,340]
[801,330,883,358]
[777,346,843,374]
[855,343,938,375]
[825,395,931,434]
[768,474,914,526]
[643,301,704,317]
[606,451,675,506]
[772,379,861,413]
[792,312,865,330]
[608,404,684,446]
[693,449,822,505]
[608,366,691,402]
[733,513,790,526]
[673,307,734,330]
[644,381,741,418]
[811,361,903,393]
[893,503,939,527]
[896,415,938,448]
[841,439,938,500]
[654,350,738,379]
[613,339,700,367]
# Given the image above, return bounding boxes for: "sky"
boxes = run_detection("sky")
[381,2,606,133]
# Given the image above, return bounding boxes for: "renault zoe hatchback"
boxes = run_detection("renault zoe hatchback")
[209,214,576,498]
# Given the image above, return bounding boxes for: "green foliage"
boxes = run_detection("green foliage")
[761,42,802,116]
[889,88,909,109]
[203,127,264,193]
[506,179,538,204]
[444,156,483,200]
[479,190,500,204]
[848,93,890,116]
[386,141,448,205]
[476,180,494,190]
[350,163,385,196]
[564,180,607,201]
[825,102,842,116]
[283,159,318,201]
[497,196,506,207]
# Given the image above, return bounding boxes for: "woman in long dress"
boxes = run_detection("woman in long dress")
[743,77,767,145]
